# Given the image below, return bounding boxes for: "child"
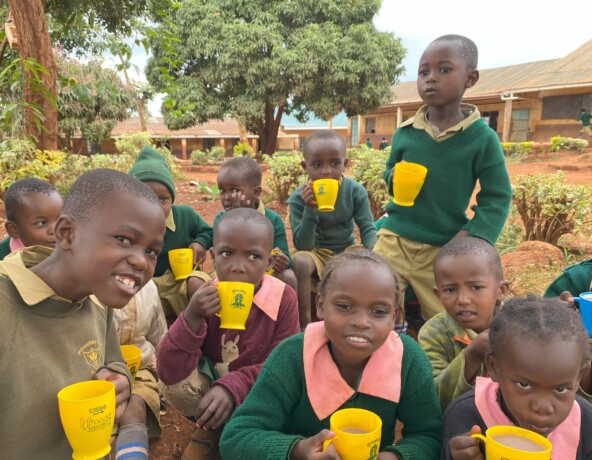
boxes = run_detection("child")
[418,237,509,412]
[442,296,592,459]
[0,177,63,259]
[0,168,166,459]
[220,249,442,459]
[113,279,168,460]
[544,258,592,301]
[379,137,390,151]
[128,145,213,321]
[214,156,297,291]
[288,129,377,328]
[157,208,299,460]
[374,34,512,324]
[577,108,592,139]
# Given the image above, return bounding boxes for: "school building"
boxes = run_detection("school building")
[350,38,592,146]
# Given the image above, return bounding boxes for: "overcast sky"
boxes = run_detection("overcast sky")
[131,1,591,116]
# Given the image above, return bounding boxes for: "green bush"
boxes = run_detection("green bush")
[350,148,390,220]
[233,142,255,158]
[495,204,523,255]
[190,149,208,165]
[115,133,180,177]
[512,172,592,245]
[347,146,373,160]
[549,136,588,153]
[263,152,306,203]
[500,141,533,157]
[208,146,226,162]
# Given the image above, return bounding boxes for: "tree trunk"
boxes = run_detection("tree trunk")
[256,102,284,157]
[8,0,58,150]
[118,51,147,132]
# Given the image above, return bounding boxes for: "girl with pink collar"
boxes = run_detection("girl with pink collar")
[443,295,592,460]
[220,249,442,459]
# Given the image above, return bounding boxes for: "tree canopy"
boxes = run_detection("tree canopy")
[147,0,405,155]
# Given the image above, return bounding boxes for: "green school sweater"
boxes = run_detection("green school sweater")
[156,204,213,277]
[0,236,10,260]
[544,259,592,298]
[220,333,442,460]
[382,119,511,246]
[287,176,377,253]
[213,207,291,267]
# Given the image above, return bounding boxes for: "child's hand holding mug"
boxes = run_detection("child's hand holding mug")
[190,242,207,266]
[300,182,317,210]
[272,248,289,272]
[184,280,221,332]
[290,429,339,459]
[93,368,131,423]
[449,425,484,460]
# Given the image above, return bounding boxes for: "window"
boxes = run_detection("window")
[481,111,499,131]
[365,117,376,134]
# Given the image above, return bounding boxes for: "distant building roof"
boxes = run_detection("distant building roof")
[280,111,347,130]
[110,117,252,138]
[385,39,592,106]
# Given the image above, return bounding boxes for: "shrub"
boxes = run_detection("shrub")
[233,142,255,158]
[512,172,592,245]
[208,146,226,162]
[263,152,306,203]
[190,149,208,165]
[495,204,523,255]
[115,133,179,177]
[347,146,372,160]
[549,136,588,153]
[350,148,390,220]
[500,142,533,157]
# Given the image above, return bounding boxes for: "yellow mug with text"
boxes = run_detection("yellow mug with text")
[471,426,552,459]
[57,380,116,460]
[216,281,255,330]
[312,178,339,212]
[392,162,427,206]
[120,344,142,381]
[168,248,197,281]
[323,408,382,460]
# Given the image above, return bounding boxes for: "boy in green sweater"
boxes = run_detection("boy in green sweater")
[287,129,377,329]
[214,156,297,292]
[129,146,213,322]
[374,34,511,325]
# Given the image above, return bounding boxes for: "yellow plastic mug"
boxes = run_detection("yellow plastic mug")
[392,162,427,206]
[57,380,116,460]
[312,178,339,212]
[216,281,255,330]
[265,249,281,275]
[120,344,142,381]
[168,248,198,281]
[323,408,382,460]
[471,426,552,459]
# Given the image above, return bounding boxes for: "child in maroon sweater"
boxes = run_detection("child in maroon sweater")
[157,208,300,460]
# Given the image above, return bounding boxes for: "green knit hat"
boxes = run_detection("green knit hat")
[128,145,175,201]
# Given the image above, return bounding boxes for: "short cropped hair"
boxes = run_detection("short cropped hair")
[433,236,503,280]
[218,156,262,187]
[432,34,478,71]
[4,177,59,222]
[62,168,160,224]
[489,295,589,365]
[303,129,346,160]
[318,249,401,309]
[215,207,273,247]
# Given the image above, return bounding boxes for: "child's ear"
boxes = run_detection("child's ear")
[484,353,499,382]
[497,280,510,304]
[433,285,441,299]
[300,159,307,172]
[265,251,275,272]
[54,215,76,250]
[210,248,216,268]
[315,294,324,320]
[465,69,480,88]
[253,185,262,199]
[343,157,349,169]
[4,221,19,240]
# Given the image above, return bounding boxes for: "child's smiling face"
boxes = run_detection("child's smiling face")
[57,193,165,308]
[486,336,585,437]
[316,262,398,376]
[434,254,508,333]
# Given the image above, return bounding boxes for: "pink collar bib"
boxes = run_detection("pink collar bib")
[303,321,403,420]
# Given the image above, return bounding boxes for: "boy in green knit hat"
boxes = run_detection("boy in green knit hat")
[129,146,213,322]
[374,34,511,327]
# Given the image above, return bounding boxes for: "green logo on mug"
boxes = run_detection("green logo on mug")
[231,292,245,308]
[317,184,326,195]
